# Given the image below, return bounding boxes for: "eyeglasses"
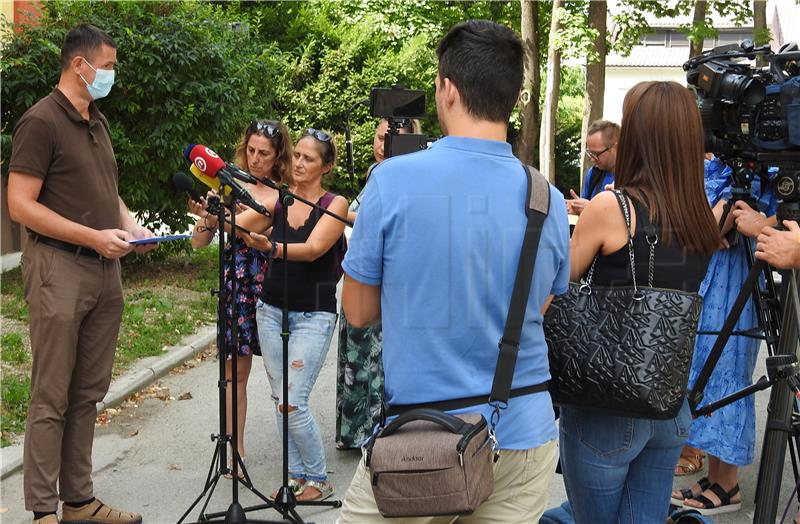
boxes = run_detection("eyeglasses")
[249,120,280,137]
[586,144,613,161]
[305,128,332,142]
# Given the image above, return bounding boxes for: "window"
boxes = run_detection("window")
[669,31,690,47]
[717,31,751,47]
[642,31,667,46]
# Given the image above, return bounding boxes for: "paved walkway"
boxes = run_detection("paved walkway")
[1,324,796,523]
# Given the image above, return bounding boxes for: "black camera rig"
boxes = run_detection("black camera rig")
[684,40,800,214]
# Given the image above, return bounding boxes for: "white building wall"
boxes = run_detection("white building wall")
[602,67,687,124]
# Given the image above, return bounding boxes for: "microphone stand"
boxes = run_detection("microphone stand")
[241,179,351,523]
[179,187,282,524]
[345,99,369,204]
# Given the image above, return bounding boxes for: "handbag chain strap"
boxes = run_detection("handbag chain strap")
[583,189,659,293]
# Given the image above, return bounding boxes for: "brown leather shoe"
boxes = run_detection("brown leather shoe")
[32,515,59,524]
[61,499,142,524]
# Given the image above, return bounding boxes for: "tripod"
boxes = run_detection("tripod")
[178,190,284,524]
[687,161,800,523]
[236,179,350,522]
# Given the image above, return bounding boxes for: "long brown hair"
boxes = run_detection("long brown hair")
[234,120,294,186]
[615,81,719,255]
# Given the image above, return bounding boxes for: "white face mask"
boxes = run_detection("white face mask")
[79,57,115,100]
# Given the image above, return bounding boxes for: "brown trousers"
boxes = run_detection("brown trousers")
[22,240,124,512]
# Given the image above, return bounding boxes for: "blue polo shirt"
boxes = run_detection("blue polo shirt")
[343,136,570,450]
[581,166,615,199]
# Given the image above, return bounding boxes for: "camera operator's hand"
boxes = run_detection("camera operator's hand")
[732,200,777,238]
[755,220,800,269]
[565,189,590,216]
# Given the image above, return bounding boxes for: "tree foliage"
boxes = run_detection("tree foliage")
[227,0,526,195]
[611,0,752,57]
[1,0,280,232]
[2,0,590,232]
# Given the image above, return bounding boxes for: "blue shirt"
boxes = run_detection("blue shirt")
[581,166,615,199]
[342,136,570,450]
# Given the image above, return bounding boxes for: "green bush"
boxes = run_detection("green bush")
[2,0,586,222]
[1,0,281,232]
[554,66,586,196]
[230,0,527,197]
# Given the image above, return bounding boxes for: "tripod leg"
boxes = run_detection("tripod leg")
[754,269,800,524]
[177,442,224,523]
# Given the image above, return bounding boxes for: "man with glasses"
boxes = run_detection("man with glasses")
[565,120,619,216]
[7,24,152,524]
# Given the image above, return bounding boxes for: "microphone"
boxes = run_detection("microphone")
[185,144,269,216]
[189,164,268,216]
[185,144,261,185]
[223,162,261,185]
[172,172,201,201]
[188,164,230,195]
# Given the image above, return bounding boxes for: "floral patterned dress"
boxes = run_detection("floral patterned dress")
[221,239,268,357]
[686,157,777,466]
[335,182,384,449]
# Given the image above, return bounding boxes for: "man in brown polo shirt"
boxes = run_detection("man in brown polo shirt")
[8,24,156,524]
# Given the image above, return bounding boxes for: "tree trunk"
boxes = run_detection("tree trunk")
[539,0,564,184]
[753,0,768,67]
[515,0,540,166]
[690,0,707,58]
[579,0,607,181]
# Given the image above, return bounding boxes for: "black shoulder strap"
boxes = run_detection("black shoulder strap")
[489,164,550,404]
[386,164,551,417]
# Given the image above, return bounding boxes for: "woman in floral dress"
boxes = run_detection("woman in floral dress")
[188,120,293,468]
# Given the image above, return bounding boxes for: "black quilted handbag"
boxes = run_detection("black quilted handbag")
[544,189,703,419]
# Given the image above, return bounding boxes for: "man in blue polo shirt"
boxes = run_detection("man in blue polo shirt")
[338,19,570,523]
[565,120,618,215]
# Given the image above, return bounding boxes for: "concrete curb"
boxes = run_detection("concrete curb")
[0,326,216,480]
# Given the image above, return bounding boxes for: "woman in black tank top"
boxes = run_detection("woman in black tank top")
[236,129,348,502]
[556,82,721,523]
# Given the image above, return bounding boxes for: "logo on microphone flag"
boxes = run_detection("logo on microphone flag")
[194,157,207,173]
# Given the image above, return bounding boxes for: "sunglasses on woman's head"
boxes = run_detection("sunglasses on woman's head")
[305,128,332,142]
[249,121,280,137]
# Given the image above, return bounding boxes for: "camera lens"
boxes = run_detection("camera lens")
[719,73,765,105]
[698,99,725,130]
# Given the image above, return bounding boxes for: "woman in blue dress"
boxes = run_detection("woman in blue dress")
[189,120,293,470]
[672,154,777,515]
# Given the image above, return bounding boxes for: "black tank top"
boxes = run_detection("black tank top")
[261,194,340,313]
[591,197,710,293]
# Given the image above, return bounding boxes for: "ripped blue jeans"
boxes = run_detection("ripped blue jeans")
[256,301,337,481]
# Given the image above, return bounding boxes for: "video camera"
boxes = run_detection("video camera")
[684,40,800,210]
[370,86,428,159]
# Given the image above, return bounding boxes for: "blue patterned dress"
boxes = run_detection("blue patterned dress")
[686,157,777,466]
[222,239,268,357]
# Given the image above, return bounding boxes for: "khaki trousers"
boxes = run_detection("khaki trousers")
[337,439,557,524]
[22,240,124,512]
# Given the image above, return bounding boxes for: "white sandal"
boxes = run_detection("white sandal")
[296,479,333,501]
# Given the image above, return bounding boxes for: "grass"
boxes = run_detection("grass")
[1,375,30,447]
[0,245,220,447]
[1,332,28,364]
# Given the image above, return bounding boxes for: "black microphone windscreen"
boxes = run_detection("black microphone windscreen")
[172,172,201,201]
